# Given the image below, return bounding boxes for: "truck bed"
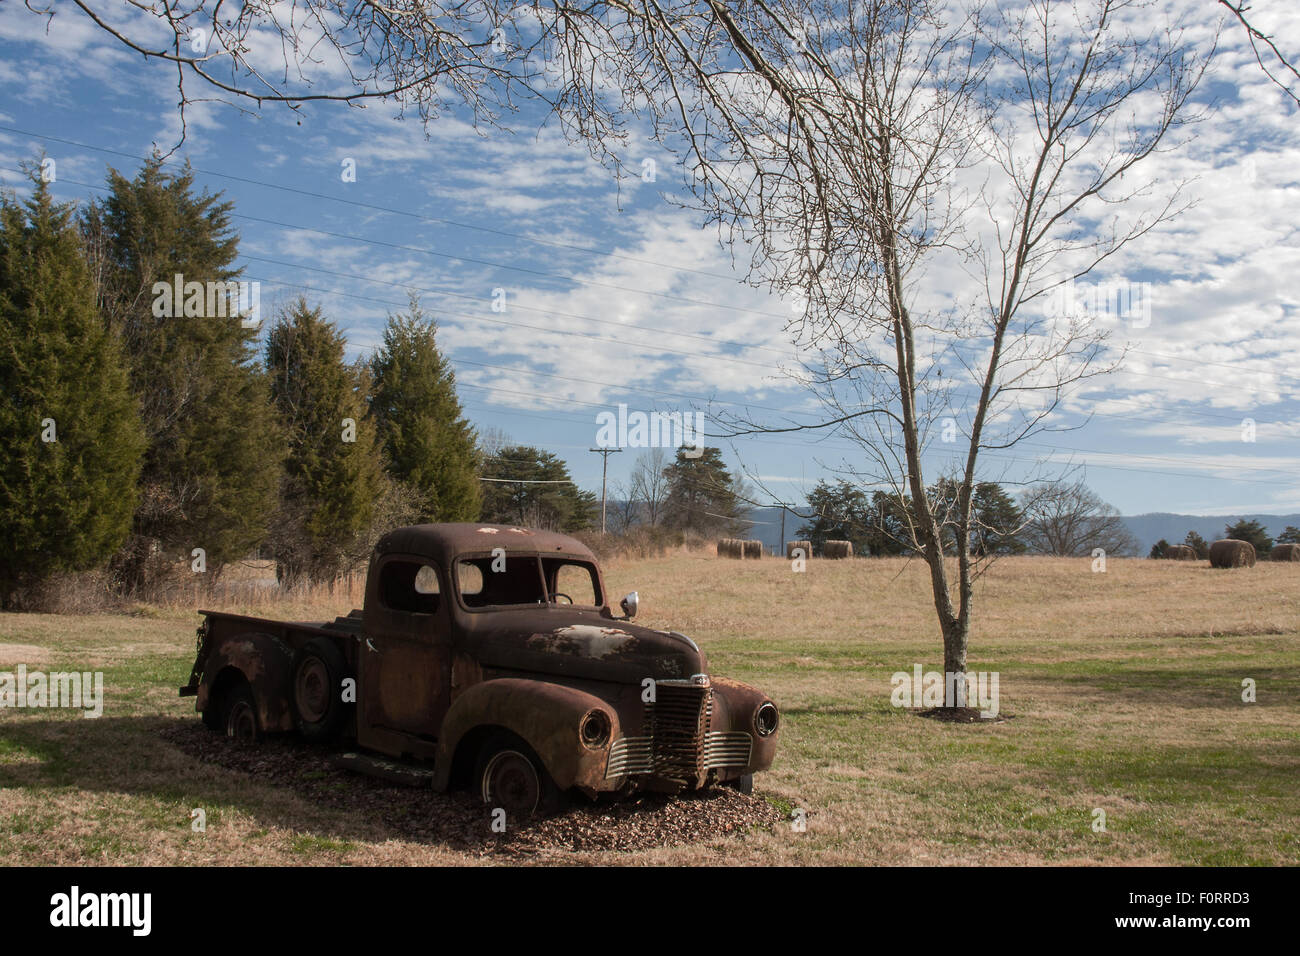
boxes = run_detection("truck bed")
[199,607,365,640]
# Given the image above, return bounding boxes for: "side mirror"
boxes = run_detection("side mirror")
[620,591,639,620]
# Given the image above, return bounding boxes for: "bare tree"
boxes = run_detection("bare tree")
[627,447,671,527]
[606,478,639,534]
[42,1,1209,688]
[1218,1,1300,108]
[539,0,1206,684]
[1021,479,1139,557]
[31,0,543,147]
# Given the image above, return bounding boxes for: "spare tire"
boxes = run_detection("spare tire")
[292,637,352,743]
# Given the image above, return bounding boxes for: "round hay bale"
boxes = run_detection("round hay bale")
[824,539,853,559]
[742,539,763,559]
[1163,544,1196,561]
[786,540,812,560]
[1269,543,1300,562]
[716,538,744,559]
[1209,539,1256,568]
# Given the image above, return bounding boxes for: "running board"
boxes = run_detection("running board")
[331,751,436,788]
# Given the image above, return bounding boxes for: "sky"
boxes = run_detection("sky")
[1,0,1298,518]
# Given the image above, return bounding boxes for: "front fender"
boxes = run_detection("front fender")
[197,632,296,732]
[434,678,620,792]
[709,676,779,775]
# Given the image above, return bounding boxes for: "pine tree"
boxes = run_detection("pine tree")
[0,176,144,604]
[798,480,872,554]
[1224,518,1272,556]
[1183,530,1210,559]
[971,482,1027,555]
[266,299,383,584]
[369,296,480,522]
[661,447,744,536]
[479,445,595,531]
[85,157,281,584]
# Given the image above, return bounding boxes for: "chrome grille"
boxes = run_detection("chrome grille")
[604,678,754,781]
[702,732,752,769]
[605,736,653,776]
[650,682,709,780]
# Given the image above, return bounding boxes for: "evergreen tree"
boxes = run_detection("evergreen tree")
[1149,539,1171,559]
[266,299,383,585]
[1183,530,1210,559]
[479,445,595,531]
[970,482,1027,555]
[84,157,280,584]
[661,447,745,536]
[1224,518,1272,556]
[1273,526,1299,545]
[0,177,144,604]
[369,296,480,522]
[798,480,872,554]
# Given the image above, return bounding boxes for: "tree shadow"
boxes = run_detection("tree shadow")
[0,715,780,857]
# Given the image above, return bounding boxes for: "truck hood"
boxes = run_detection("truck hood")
[457,606,707,683]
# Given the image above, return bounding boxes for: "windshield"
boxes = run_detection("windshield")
[456,554,602,609]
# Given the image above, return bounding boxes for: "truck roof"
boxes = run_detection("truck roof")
[374,523,597,565]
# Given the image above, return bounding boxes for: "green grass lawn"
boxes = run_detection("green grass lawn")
[1,555,1297,865]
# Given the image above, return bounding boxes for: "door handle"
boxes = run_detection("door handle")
[365,638,379,654]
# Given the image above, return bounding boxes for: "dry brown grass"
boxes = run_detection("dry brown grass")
[2,554,1297,866]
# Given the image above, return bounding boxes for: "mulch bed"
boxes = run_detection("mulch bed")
[158,722,782,857]
[915,706,1011,724]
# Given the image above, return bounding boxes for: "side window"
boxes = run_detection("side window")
[379,559,441,614]
[548,561,600,605]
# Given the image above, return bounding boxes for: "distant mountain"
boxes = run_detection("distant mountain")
[1116,513,1300,552]
[732,507,1300,556]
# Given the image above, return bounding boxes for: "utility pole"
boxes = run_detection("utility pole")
[589,447,623,533]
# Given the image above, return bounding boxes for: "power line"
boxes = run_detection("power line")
[19,172,1300,491]
[24,160,1299,391]
[0,124,753,284]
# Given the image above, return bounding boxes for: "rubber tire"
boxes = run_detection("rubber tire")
[474,732,562,819]
[223,682,260,743]
[730,773,755,796]
[292,637,352,743]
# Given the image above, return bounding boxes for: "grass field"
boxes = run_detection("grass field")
[1,554,1297,865]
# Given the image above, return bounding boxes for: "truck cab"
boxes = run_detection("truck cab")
[181,524,780,815]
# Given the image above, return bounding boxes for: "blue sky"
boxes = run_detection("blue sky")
[2,1,1298,518]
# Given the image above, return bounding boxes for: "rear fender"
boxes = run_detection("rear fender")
[434,678,620,792]
[197,632,296,732]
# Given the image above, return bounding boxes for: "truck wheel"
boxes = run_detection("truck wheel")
[475,733,561,818]
[224,683,260,744]
[201,703,222,733]
[293,638,351,743]
[730,773,754,796]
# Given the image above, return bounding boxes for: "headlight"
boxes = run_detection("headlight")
[580,709,611,748]
[755,701,779,737]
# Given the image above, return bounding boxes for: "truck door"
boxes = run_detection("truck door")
[357,555,452,760]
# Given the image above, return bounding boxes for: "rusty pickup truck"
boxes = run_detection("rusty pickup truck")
[180,523,779,815]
